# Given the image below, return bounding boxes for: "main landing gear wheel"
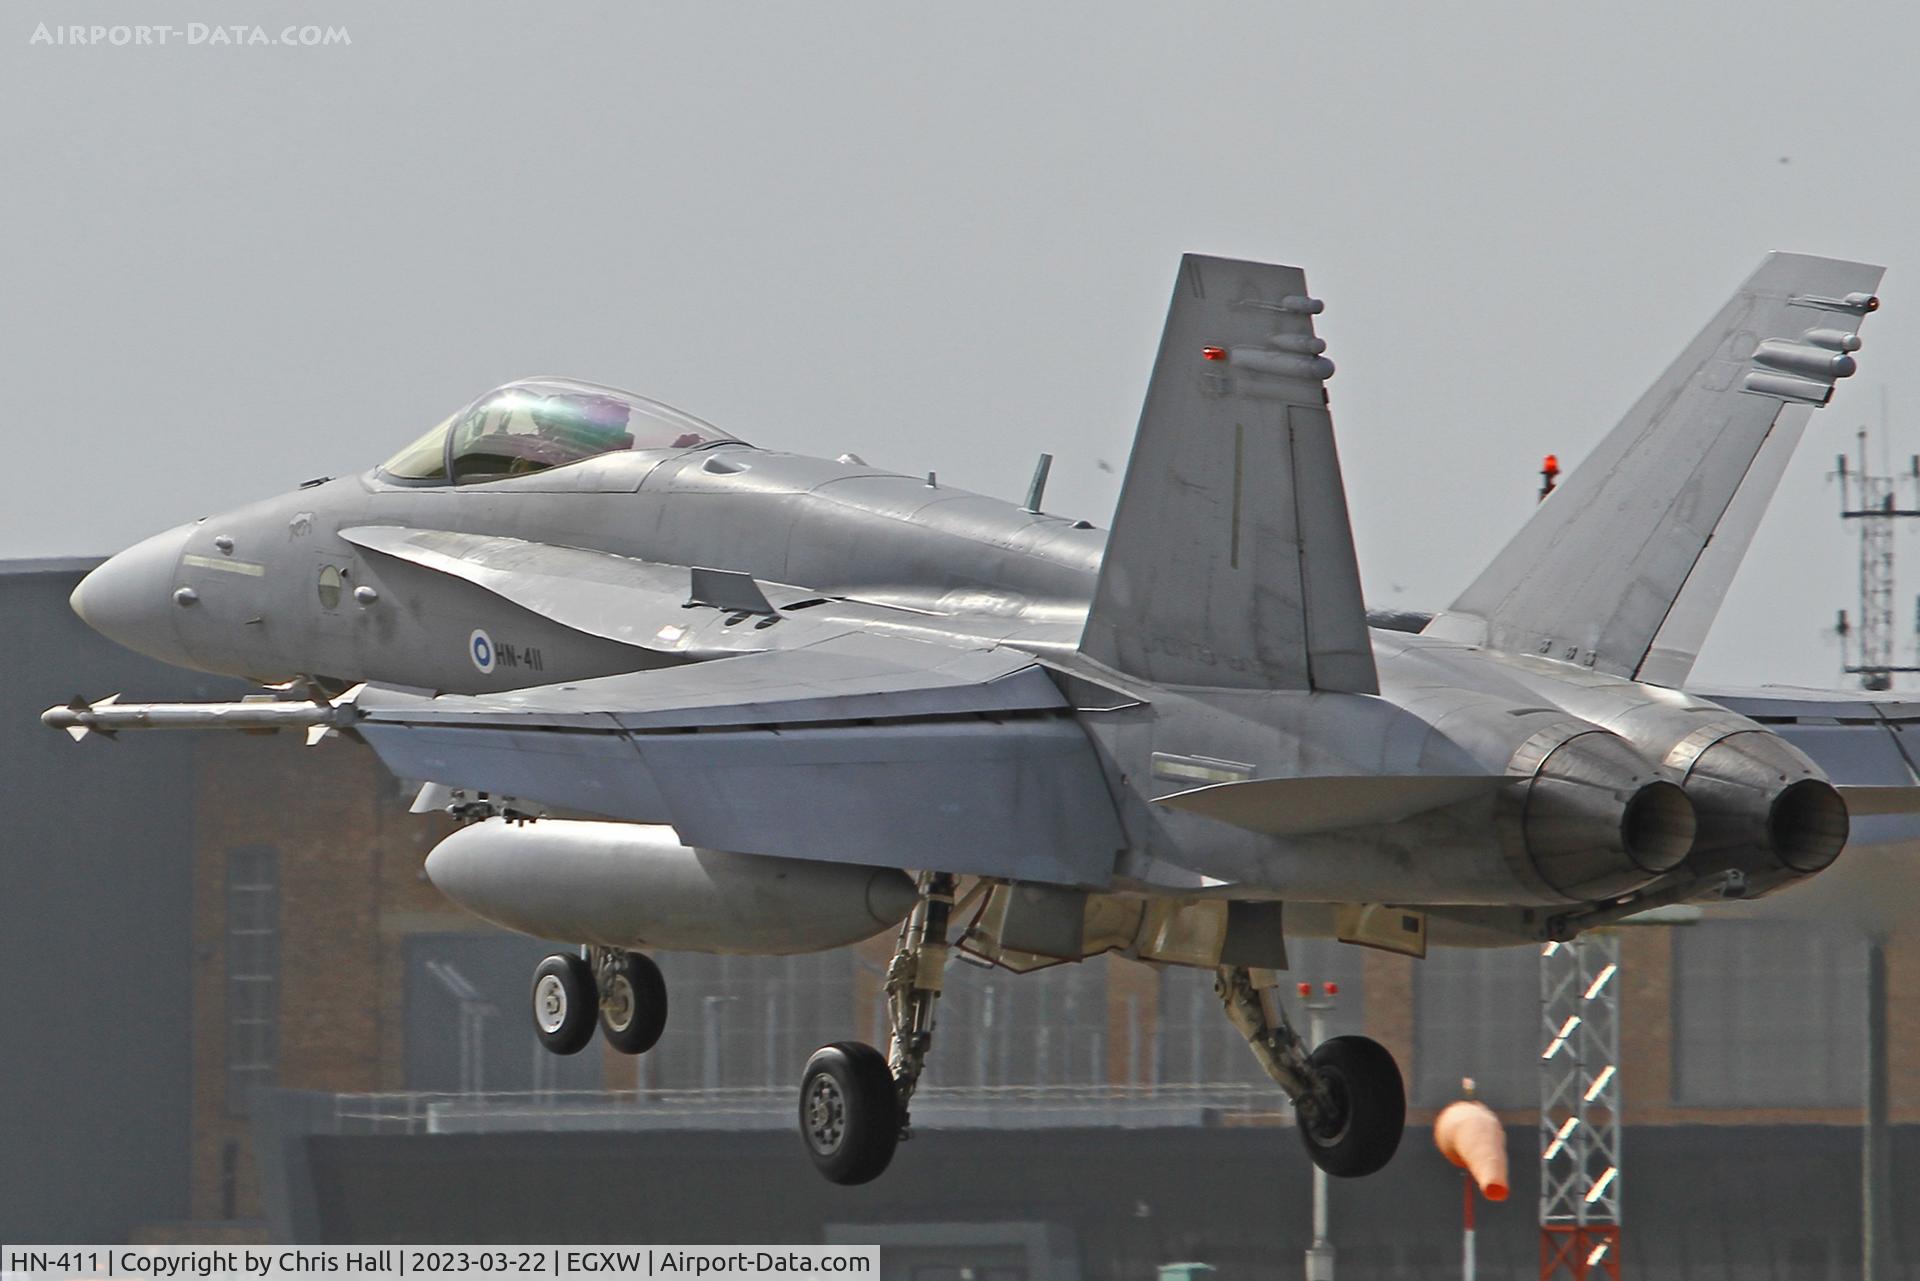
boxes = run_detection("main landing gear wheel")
[598,950,668,1055]
[799,1041,900,1186]
[1297,1034,1406,1178]
[531,953,596,1056]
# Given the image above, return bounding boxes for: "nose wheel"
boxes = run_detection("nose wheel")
[531,953,596,1055]
[597,949,668,1055]
[531,948,669,1057]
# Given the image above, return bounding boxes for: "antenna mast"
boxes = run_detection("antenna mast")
[1833,424,1920,691]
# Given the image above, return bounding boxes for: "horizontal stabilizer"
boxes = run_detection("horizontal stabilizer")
[1837,785,1920,817]
[1698,685,1920,845]
[1154,774,1511,837]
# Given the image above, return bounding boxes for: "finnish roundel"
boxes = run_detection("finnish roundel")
[469,628,496,674]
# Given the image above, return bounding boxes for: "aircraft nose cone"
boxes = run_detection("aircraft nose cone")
[72,523,195,659]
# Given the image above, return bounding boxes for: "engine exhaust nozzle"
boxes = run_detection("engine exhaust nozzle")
[1514,729,1696,901]
[1674,730,1849,891]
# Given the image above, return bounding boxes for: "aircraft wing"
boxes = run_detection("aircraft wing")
[1696,685,1920,844]
[348,633,1127,885]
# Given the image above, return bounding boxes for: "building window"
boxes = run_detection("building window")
[1672,921,1866,1107]
[225,845,279,1115]
[1412,946,1537,1107]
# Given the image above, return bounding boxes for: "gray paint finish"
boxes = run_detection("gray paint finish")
[1081,256,1376,693]
[49,253,1909,940]
[1430,253,1883,683]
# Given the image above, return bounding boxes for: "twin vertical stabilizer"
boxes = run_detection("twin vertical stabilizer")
[1427,253,1883,684]
[1079,255,1377,693]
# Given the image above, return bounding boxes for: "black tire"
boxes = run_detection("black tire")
[798,1041,900,1185]
[530,953,596,1056]
[1297,1034,1405,1178]
[598,951,668,1055]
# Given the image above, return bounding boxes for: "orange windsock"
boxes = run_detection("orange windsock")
[1434,1099,1509,1201]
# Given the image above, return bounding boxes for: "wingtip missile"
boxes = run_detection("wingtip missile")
[44,694,120,741]
[41,692,356,741]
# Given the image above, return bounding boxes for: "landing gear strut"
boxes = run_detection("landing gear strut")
[1216,964,1405,1177]
[798,871,957,1185]
[530,947,668,1057]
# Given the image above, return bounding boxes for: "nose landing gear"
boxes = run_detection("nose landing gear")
[530,947,668,1057]
[531,953,596,1055]
[596,949,668,1054]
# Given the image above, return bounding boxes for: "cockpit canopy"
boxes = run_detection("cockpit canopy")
[381,378,742,485]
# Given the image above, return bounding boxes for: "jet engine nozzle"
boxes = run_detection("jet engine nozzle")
[1511,729,1696,901]
[1671,729,1849,891]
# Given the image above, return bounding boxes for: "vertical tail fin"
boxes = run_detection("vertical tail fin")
[1079,255,1376,693]
[1427,252,1883,683]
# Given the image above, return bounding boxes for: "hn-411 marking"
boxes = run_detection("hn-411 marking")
[48,252,1920,1184]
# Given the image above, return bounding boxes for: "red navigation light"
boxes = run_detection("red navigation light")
[1542,454,1560,477]
[1202,346,1228,361]
[1296,982,1312,997]
[1324,982,1339,996]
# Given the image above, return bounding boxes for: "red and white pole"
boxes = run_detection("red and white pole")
[1462,1170,1477,1281]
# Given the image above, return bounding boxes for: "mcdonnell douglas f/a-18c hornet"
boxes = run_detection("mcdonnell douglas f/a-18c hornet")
[48,253,1920,1185]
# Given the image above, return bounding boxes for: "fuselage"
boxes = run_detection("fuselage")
[72,414,1844,915]
[78,442,1106,690]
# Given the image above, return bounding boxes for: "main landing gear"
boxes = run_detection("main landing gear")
[531,947,668,1057]
[798,871,957,1186]
[1217,965,1405,1177]
[792,880,1404,1186]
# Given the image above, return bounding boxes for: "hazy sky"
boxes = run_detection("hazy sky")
[7,1,1920,686]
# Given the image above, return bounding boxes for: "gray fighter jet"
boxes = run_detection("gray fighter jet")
[47,253,1918,1185]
